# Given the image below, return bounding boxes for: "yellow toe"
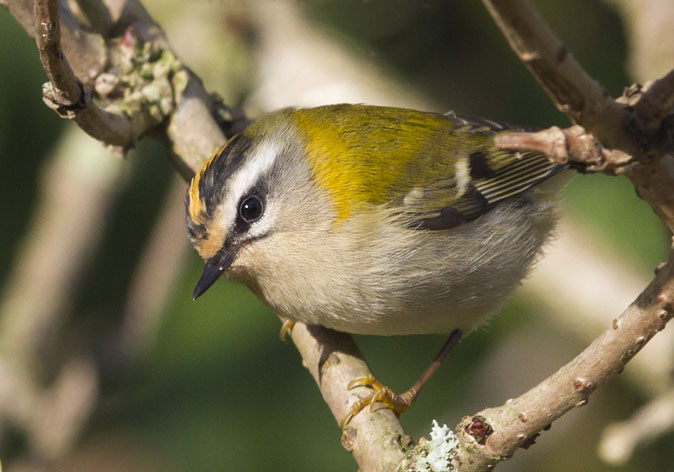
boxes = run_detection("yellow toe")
[279,319,296,342]
[340,376,416,429]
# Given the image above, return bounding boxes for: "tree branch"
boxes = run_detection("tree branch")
[7,0,674,470]
[435,1,674,469]
[483,1,674,236]
[494,78,674,232]
[4,2,405,469]
[480,0,632,150]
[34,0,133,147]
[289,324,409,472]
[494,125,632,172]
[452,245,674,470]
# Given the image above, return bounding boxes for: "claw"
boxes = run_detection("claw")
[339,410,356,430]
[347,374,377,390]
[340,375,416,430]
[279,319,296,342]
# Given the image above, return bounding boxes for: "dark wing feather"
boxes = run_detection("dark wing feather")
[406,114,565,230]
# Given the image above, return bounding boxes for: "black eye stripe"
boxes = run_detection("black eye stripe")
[198,134,251,219]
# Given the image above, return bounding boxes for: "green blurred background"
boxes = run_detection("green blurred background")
[0,0,671,471]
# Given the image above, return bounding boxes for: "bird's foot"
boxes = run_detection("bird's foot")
[340,375,417,430]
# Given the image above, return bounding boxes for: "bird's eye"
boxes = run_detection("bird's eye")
[239,195,264,223]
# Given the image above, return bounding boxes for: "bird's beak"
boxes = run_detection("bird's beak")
[192,248,238,300]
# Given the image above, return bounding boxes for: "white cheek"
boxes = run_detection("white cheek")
[247,200,277,239]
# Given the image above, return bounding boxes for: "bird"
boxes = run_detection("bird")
[185,103,567,426]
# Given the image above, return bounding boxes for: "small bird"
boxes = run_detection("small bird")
[185,104,566,425]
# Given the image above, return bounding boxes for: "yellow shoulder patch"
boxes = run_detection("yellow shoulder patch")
[290,105,458,221]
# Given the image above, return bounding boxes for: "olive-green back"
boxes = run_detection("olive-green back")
[290,104,563,229]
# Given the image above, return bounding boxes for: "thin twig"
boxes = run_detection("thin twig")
[34,0,133,147]
[432,2,674,470]
[522,220,674,395]
[483,0,674,234]
[494,125,632,173]
[34,0,80,103]
[480,0,633,153]
[10,1,674,471]
[452,245,674,471]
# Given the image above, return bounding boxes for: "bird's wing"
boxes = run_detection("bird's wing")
[401,114,565,230]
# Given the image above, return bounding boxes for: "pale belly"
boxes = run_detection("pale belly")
[236,198,556,336]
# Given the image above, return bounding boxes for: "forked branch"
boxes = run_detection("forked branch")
[438,1,674,470]
[11,1,674,471]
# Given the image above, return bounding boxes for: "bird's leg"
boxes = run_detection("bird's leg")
[340,329,463,430]
[279,319,296,342]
